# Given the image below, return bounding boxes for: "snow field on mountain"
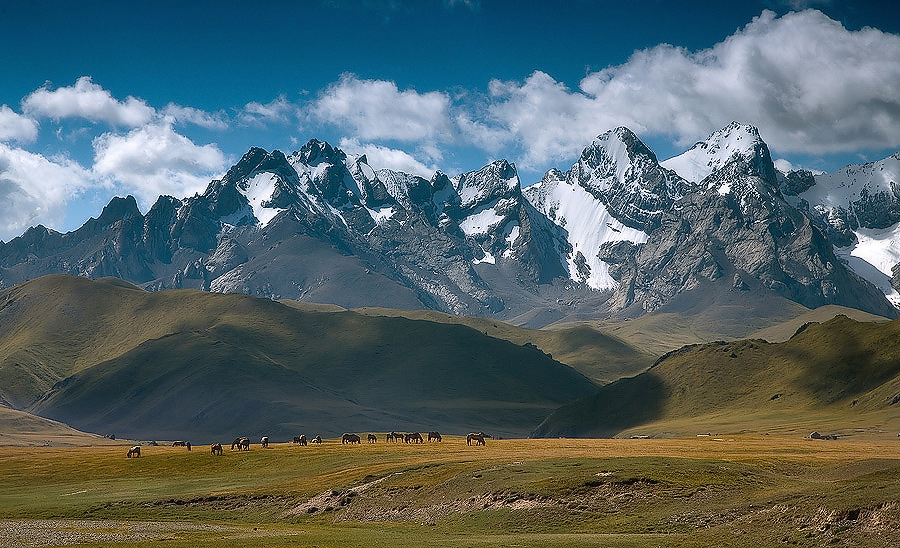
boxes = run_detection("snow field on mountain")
[526,177,647,290]
[661,122,763,184]
[836,224,900,306]
[244,172,286,226]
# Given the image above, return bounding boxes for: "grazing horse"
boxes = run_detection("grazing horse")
[387,431,401,442]
[126,446,141,458]
[466,432,486,446]
[211,443,223,455]
[232,436,250,450]
[428,431,442,442]
[293,435,308,446]
[367,433,377,443]
[311,435,322,444]
[172,441,186,447]
[341,433,361,444]
[260,436,269,448]
[405,432,423,444]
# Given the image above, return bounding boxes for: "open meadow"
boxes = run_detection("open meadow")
[1,435,899,547]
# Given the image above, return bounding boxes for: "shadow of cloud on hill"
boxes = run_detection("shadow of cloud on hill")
[781,316,900,406]
[531,371,668,438]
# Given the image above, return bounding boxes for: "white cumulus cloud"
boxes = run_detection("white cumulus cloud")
[0,106,39,143]
[313,74,453,143]
[475,9,900,167]
[162,104,228,129]
[22,76,155,127]
[92,120,227,205]
[240,96,296,126]
[339,138,437,178]
[0,144,93,240]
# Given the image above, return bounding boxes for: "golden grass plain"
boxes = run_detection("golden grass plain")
[2,435,899,547]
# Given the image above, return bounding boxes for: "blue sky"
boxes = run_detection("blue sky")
[1,0,899,241]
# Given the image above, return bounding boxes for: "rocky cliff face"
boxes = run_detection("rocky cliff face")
[601,125,898,318]
[778,151,900,302]
[0,140,575,319]
[0,125,896,321]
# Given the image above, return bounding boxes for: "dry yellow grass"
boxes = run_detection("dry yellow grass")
[2,436,899,547]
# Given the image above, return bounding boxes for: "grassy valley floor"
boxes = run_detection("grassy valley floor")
[1,435,899,547]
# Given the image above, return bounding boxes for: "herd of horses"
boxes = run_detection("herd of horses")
[126,431,491,457]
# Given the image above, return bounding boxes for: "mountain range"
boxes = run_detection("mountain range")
[1,122,898,324]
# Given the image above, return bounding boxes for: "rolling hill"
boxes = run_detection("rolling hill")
[533,315,900,438]
[1,275,600,442]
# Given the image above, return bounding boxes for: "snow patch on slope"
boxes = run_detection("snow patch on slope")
[790,152,900,306]
[662,122,763,184]
[836,225,900,306]
[526,175,647,290]
[244,172,286,226]
[459,200,505,236]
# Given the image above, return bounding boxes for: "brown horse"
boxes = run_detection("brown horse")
[367,433,377,443]
[210,443,223,455]
[341,433,361,444]
[466,432,486,446]
[293,435,308,446]
[387,431,402,442]
[405,432,423,443]
[126,446,141,458]
[428,431,442,442]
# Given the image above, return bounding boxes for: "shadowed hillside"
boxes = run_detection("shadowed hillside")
[0,275,599,442]
[336,306,654,384]
[534,315,900,438]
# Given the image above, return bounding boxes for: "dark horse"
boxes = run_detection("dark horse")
[293,435,308,446]
[232,436,250,450]
[126,446,141,458]
[466,432,486,446]
[341,433,362,444]
[386,431,402,442]
[428,431,442,442]
[405,432,423,443]
[367,434,377,443]
[210,443,223,455]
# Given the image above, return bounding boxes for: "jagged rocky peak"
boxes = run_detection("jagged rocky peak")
[295,138,346,166]
[567,127,693,232]
[452,159,520,211]
[95,195,142,226]
[662,122,777,186]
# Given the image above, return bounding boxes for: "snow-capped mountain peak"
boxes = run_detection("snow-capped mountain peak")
[662,122,774,185]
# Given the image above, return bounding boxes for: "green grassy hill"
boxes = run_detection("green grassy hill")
[574,282,889,355]
[339,306,654,384]
[0,275,599,442]
[534,315,900,438]
[0,403,120,446]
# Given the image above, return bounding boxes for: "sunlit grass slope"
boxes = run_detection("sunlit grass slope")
[534,315,900,438]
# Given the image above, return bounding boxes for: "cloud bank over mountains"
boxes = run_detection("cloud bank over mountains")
[0,9,899,241]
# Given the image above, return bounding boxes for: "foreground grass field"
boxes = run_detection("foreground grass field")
[2,436,899,547]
